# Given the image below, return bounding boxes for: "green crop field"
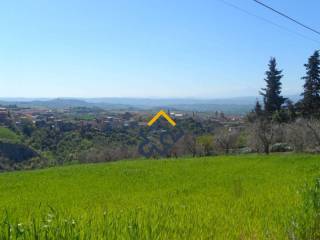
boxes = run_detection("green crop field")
[0,154,319,239]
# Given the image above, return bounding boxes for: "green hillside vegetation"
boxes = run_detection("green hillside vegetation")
[0,126,20,142]
[76,114,96,121]
[0,154,319,239]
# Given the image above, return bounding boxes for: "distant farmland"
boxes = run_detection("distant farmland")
[0,154,319,239]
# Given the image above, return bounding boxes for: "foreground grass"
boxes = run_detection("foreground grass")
[0,154,319,239]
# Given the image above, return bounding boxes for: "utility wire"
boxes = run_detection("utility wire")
[253,0,320,36]
[216,0,320,44]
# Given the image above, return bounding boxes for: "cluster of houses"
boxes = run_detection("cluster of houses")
[0,107,10,125]
[0,106,190,133]
[0,105,244,135]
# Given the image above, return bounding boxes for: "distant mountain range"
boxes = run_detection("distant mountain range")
[0,95,301,115]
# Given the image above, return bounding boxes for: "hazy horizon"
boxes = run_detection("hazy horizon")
[0,94,300,100]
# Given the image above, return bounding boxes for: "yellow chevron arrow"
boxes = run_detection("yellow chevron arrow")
[147,110,176,127]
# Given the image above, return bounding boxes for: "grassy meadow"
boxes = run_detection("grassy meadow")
[0,127,20,142]
[0,154,320,239]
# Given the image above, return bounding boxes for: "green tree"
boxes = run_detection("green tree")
[300,50,320,117]
[260,58,286,115]
[254,100,263,117]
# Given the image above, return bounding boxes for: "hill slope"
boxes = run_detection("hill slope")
[0,126,20,142]
[0,154,319,239]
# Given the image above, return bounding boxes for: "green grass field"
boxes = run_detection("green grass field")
[0,127,20,142]
[0,154,319,239]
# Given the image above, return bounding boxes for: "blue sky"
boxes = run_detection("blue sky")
[0,0,319,98]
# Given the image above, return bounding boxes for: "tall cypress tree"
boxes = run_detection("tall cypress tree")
[260,58,286,115]
[301,50,320,117]
[254,100,263,116]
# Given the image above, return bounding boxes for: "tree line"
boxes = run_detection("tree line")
[253,50,320,120]
[248,50,320,154]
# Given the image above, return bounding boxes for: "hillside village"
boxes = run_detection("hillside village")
[0,104,244,170]
[0,105,242,132]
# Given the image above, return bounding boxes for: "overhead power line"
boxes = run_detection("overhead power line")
[253,0,320,36]
[216,0,320,44]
